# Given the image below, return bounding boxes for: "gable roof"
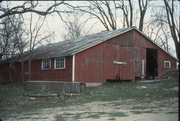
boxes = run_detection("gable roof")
[7,27,134,61]
[1,26,177,63]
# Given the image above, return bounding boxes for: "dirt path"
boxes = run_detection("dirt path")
[2,97,178,121]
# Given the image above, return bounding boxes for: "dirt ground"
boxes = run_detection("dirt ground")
[2,96,178,121]
[1,77,178,121]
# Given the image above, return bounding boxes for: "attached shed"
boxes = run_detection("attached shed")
[0,27,178,83]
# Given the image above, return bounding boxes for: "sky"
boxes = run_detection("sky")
[41,1,179,56]
[2,1,180,57]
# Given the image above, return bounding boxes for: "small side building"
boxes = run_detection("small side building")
[0,27,178,84]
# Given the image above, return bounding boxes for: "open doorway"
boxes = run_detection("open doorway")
[146,48,158,79]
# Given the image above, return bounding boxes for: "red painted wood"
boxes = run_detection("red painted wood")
[0,56,72,81]
[132,30,177,76]
[0,29,177,82]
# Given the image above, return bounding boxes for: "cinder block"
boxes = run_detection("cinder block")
[25,81,86,93]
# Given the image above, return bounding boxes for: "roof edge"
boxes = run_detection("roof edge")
[132,27,178,61]
[71,27,134,55]
[71,26,178,61]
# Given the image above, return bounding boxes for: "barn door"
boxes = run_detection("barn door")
[146,48,158,79]
[114,46,134,81]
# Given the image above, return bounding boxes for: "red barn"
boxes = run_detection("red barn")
[0,27,178,84]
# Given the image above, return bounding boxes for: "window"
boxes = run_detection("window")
[54,57,66,69]
[164,61,171,68]
[42,59,51,70]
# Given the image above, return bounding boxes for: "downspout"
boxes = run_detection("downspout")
[72,54,75,82]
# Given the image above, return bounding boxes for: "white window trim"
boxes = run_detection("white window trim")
[164,61,171,68]
[41,59,51,70]
[54,57,66,69]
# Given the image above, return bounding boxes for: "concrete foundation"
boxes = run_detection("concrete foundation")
[25,81,85,93]
[85,83,103,87]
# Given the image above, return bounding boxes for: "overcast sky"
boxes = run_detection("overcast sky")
[42,1,179,55]
[4,1,180,56]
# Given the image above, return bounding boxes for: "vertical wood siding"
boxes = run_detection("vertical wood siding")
[0,29,177,82]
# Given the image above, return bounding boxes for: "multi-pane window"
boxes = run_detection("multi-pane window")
[54,57,65,69]
[42,59,51,70]
[164,61,171,68]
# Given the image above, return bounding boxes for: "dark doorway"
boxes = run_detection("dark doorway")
[146,48,158,79]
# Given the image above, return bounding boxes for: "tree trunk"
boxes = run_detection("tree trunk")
[139,11,145,31]
[128,0,133,27]
[174,41,180,61]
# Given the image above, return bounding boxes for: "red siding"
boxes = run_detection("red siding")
[74,30,177,82]
[0,63,10,81]
[30,56,72,81]
[0,56,72,82]
[0,29,177,83]
[132,30,177,76]
[75,31,135,82]
[158,50,177,76]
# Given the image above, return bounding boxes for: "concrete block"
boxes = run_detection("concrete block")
[85,83,103,87]
[25,81,85,93]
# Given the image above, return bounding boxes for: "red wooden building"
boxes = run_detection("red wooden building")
[0,27,178,83]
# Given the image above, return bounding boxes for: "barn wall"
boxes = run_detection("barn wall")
[132,30,177,76]
[1,29,177,83]
[0,56,72,82]
[0,63,10,82]
[75,29,177,83]
[75,31,135,83]
[75,42,105,83]
[133,47,146,77]
[158,50,177,76]
[0,62,22,82]
[30,56,72,81]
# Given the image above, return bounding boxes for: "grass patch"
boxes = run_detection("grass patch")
[108,117,116,120]
[167,111,178,114]
[0,79,178,117]
[72,113,84,120]
[131,106,148,110]
[131,110,154,114]
[55,115,67,121]
[130,106,157,110]
[74,79,178,105]
[63,112,74,116]
[107,112,128,117]
[85,114,100,119]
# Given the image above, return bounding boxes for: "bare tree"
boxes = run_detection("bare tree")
[148,24,171,52]
[68,0,150,32]
[12,16,28,82]
[61,12,89,40]
[26,13,53,80]
[0,15,18,60]
[0,1,71,81]
[138,0,149,31]
[0,1,70,60]
[164,0,179,61]
[67,1,117,31]
[0,14,26,81]
[10,15,28,82]
[0,1,65,19]
[115,0,133,27]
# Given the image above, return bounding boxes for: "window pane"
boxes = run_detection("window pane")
[42,59,51,70]
[164,61,171,68]
[55,57,65,69]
